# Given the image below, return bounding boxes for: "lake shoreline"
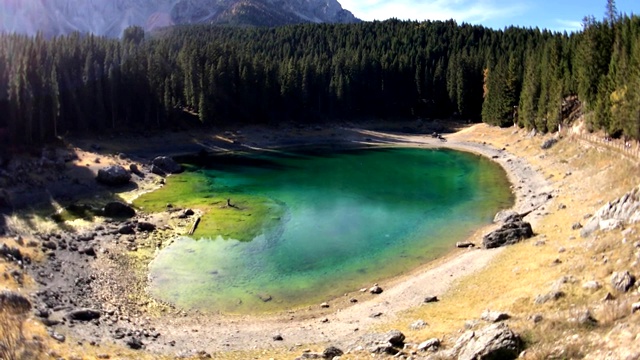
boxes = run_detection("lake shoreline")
[114,123,553,354]
[1,121,554,356]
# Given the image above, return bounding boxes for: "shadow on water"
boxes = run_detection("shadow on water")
[176,153,294,172]
[177,146,394,172]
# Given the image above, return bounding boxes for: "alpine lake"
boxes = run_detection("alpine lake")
[134,146,513,314]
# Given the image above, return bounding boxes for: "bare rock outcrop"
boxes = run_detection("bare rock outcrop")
[581,185,640,237]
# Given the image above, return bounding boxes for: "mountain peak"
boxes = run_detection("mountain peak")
[0,0,360,37]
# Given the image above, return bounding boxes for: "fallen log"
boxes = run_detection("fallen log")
[188,216,201,235]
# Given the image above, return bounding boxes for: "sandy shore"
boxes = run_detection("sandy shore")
[106,124,553,355]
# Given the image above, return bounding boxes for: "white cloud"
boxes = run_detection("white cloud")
[552,19,583,33]
[341,0,530,25]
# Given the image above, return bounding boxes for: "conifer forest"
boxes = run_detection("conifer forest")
[0,8,639,149]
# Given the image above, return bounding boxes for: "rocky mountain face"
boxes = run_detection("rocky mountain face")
[0,0,359,38]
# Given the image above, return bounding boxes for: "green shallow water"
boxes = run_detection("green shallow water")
[142,147,513,314]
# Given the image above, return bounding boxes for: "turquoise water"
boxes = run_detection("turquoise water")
[147,147,513,313]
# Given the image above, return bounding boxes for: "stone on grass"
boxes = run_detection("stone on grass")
[417,338,440,352]
[574,310,597,326]
[611,271,636,292]
[126,337,143,350]
[481,310,511,323]
[423,296,439,303]
[534,291,565,305]
[582,281,602,291]
[541,137,558,150]
[322,346,343,359]
[410,320,427,330]
[385,330,405,347]
[456,323,523,360]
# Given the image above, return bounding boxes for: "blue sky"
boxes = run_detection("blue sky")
[340,0,639,32]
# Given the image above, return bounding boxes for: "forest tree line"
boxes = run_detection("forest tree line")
[0,5,639,149]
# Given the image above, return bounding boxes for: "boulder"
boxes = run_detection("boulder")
[322,346,343,359]
[0,244,24,263]
[126,337,143,350]
[152,156,182,174]
[455,323,523,360]
[66,308,101,321]
[49,331,66,343]
[483,220,533,248]
[481,310,511,323]
[118,224,135,235]
[150,165,166,176]
[417,338,440,352]
[493,210,518,223]
[78,246,96,257]
[582,280,602,291]
[410,319,427,330]
[611,271,636,292]
[369,284,383,294]
[96,165,131,186]
[137,222,156,232]
[573,310,597,326]
[456,241,475,248]
[129,164,143,177]
[369,344,399,355]
[103,202,136,218]
[385,330,405,347]
[534,291,565,304]
[423,295,439,303]
[541,137,558,149]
